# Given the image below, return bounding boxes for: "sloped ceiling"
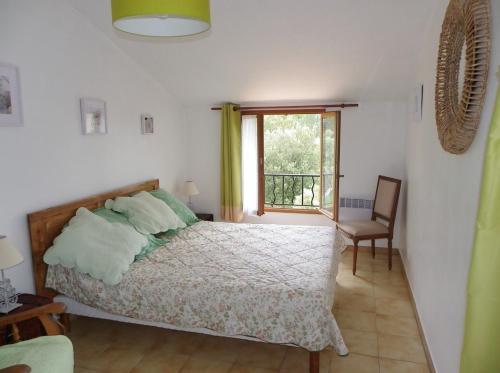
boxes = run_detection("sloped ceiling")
[68,0,438,105]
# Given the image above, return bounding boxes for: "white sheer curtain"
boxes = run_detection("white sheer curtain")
[242,115,258,215]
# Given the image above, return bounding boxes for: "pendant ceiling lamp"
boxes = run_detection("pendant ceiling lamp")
[111,0,211,37]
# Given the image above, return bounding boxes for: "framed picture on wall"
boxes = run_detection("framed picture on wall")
[80,98,107,135]
[0,63,23,127]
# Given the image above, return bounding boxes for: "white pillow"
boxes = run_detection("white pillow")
[44,207,147,285]
[105,191,186,235]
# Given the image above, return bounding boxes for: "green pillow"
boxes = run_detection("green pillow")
[93,208,166,261]
[105,191,186,235]
[44,208,147,285]
[150,188,199,226]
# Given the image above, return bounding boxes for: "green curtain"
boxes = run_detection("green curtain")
[220,103,243,222]
[461,85,500,372]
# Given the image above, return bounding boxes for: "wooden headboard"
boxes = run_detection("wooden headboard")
[28,179,160,298]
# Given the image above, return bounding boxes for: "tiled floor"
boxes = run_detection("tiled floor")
[69,247,430,373]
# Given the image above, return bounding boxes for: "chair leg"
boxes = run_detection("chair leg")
[388,239,393,271]
[353,240,359,275]
[371,239,375,258]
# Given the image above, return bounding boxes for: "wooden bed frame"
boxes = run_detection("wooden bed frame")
[27,179,322,373]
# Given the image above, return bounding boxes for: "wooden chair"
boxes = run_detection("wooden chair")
[337,175,402,275]
[0,303,67,373]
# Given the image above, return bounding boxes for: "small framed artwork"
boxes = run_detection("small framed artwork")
[80,98,107,135]
[0,63,23,127]
[413,84,423,122]
[141,114,154,135]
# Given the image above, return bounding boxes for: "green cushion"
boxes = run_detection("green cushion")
[0,336,73,373]
[93,208,166,261]
[44,207,147,285]
[105,191,186,235]
[150,188,199,226]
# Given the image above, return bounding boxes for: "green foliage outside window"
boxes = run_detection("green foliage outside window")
[264,114,321,208]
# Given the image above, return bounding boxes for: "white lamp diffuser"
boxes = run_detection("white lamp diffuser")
[184,181,200,209]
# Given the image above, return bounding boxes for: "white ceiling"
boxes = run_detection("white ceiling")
[68,0,438,105]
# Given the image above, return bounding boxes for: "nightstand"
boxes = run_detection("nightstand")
[0,294,52,345]
[196,213,214,222]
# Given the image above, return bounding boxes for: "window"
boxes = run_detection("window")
[242,110,341,220]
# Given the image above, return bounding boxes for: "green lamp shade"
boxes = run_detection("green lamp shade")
[111,0,211,37]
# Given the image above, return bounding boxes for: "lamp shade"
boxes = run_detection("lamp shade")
[0,236,23,270]
[184,181,200,197]
[111,0,211,37]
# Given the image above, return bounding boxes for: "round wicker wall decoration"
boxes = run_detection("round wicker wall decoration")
[435,0,491,154]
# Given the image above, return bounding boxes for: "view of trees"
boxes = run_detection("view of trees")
[264,114,321,208]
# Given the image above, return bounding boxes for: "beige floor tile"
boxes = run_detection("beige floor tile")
[378,334,427,364]
[340,329,378,357]
[373,261,403,273]
[375,298,415,317]
[374,285,410,300]
[192,336,247,363]
[375,315,419,337]
[342,255,374,272]
[230,364,278,373]
[131,347,190,373]
[236,341,287,370]
[71,334,112,366]
[380,358,430,373]
[79,346,146,372]
[334,293,376,313]
[68,318,93,339]
[342,249,372,259]
[74,367,100,373]
[157,330,207,355]
[71,317,123,342]
[373,253,402,263]
[372,272,407,287]
[336,273,374,297]
[330,353,379,373]
[180,357,233,373]
[278,347,331,373]
[336,284,374,298]
[350,269,375,281]
[112,324,165,352]
[334,309,377,332]
[345,262,374,272]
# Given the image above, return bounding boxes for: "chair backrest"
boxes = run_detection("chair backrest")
[372,175,402,233]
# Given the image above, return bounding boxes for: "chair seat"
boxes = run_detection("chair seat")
[337,220,389,237]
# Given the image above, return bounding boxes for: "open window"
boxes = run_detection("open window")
[319,112,341,221]
[244,110,340,220]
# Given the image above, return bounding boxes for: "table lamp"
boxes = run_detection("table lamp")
[0,235,23,313]
[184,181,199,209]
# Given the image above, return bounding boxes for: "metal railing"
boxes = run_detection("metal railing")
[264,173,320,208]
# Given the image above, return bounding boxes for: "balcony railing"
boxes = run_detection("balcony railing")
[264,173,320,209]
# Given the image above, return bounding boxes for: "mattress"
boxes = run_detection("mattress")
[46,221,347,354]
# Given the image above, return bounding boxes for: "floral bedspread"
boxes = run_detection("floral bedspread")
[46,221,348,353]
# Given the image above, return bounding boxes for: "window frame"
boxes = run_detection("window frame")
[242,109,340,217]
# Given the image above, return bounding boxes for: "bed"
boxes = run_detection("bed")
[28,179,347,373]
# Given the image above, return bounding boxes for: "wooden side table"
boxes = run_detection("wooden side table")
[196,213,214,222]
[0,294,52,345]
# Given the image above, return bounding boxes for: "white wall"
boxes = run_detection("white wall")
[186,100,407,247]
[0,0,187,293]
[403,1,500,372]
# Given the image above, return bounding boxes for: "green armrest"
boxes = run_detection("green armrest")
[0,336,73,373]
